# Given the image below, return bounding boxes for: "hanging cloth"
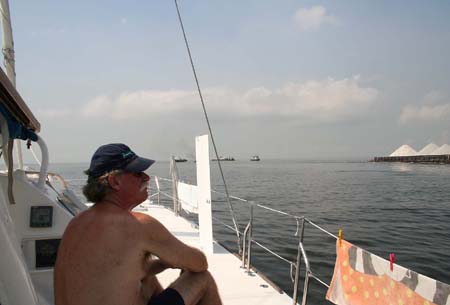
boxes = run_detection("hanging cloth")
[326,239,450,305]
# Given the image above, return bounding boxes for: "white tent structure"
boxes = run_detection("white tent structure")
[417,143,439,155]
[389,144,417,157]
[431,144,450,155]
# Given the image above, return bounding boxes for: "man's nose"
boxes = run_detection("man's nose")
[142,173,150,182]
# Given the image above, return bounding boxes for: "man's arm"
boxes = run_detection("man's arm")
[135,213,208,272]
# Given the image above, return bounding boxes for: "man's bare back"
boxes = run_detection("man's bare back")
[55,204,157,305]
[54,144,222,305]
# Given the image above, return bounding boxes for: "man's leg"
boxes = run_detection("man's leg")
[141,275,164,300]
[169,271,222,305]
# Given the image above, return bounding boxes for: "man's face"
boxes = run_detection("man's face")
[116,171,150,208]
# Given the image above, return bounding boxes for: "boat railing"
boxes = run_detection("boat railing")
[0,111,50,191]
[149,176,336,305]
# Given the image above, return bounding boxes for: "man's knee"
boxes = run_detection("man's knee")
[180,270,215,288]
[169,270,217,304]
[200,271,217,288]
[188,270,213,280]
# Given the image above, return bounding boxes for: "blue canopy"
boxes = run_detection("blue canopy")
[0,103,38,141]
[0,67,40,141]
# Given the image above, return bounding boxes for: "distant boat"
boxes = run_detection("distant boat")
[174,157,188,162]
[250,155,260,161]
[212,156,235,161]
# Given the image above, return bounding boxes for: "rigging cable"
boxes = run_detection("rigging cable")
[174,0,242,254]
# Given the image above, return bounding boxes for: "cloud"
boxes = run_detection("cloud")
[423,90,446,104]
[399,91,450,124]
[81,90,198,119]
[120,17,128,25]
[36,108,70,118]
[399,104,450,124]
[294,6,337,31]
[276,77,377,121]
[81,76,378,123]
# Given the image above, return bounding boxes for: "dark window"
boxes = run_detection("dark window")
[35,239,61,268]
[30,206,53,228]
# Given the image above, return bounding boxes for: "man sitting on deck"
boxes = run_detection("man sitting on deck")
[54,143,222,305]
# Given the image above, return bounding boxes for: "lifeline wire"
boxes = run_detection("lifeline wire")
[174,0,242,254]
[152,182,338,288]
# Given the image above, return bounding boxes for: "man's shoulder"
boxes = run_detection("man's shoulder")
[64,208,92,230]
[130,211,170,236]
[67,205,134,231]
[131,211,160,226]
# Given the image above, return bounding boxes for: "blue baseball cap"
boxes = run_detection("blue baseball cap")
[86,143,155,178]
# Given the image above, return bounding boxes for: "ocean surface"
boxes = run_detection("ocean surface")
[50,160,450,304]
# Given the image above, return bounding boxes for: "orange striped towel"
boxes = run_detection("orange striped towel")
[326,240,450,305]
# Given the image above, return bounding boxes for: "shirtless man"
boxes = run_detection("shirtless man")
[54,143,222,305]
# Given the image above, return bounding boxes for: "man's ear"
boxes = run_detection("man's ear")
[107,173,121,191]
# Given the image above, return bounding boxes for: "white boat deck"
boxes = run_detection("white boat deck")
[138,204,293,305]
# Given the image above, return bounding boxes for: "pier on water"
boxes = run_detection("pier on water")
[373,154,450,163]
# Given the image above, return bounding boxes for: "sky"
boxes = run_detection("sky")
[4,0,450,162]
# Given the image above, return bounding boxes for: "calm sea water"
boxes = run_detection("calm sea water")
[50,160,450,304]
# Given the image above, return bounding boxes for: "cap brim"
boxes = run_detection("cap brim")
[124,156,155,173]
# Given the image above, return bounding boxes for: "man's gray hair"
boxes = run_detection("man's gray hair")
[82,169,123,203]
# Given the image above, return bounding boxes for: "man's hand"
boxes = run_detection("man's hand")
[146,257,173,275]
